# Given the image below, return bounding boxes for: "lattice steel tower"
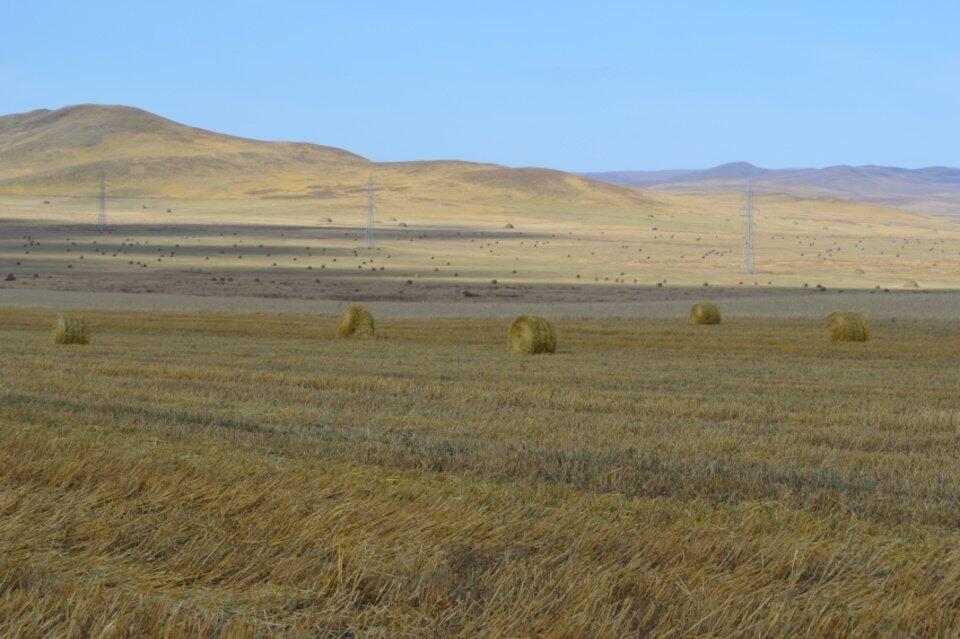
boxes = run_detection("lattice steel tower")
[98,166,107,233]
[364,178,375,248]
[742,183,755,274]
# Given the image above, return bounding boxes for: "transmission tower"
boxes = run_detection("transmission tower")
[742,183,755,275]
[364,178,375,248]
[98,166,107,233]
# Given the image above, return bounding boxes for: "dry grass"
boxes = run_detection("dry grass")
[689,302,721,325]
[51,313,90,345]
[336,304,375,339]
[4,190,960,293]
[507,315,557,355]
[1,307,960,637]
[826,311,870,342]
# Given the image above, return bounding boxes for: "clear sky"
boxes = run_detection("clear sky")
[1,1,958,171]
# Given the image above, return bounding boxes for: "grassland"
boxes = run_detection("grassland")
[3,189,960,295]
[1,307,959,637]
[0,105,654,211]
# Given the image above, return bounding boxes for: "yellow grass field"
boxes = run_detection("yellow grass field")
[2,189,959,296]
[2,307,959,636]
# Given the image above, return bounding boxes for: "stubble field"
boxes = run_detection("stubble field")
[1,307,959,637]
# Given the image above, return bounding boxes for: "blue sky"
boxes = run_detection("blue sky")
[1,1,958,171]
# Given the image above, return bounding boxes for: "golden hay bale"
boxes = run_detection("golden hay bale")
[902,279,920,289]
[52,314,90,345]
[689,302,721,325]
[336,304,375,339]
[508,315,556,355]
[826,311,870,342]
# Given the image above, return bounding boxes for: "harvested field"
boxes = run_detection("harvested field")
[2,286,960,320]
[1,307,959,636]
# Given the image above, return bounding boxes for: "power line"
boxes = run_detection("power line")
[742,183,755,275]
[365,178,375,248]
[98,166,107,233]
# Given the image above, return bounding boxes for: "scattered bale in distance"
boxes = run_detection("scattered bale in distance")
[690,302,721,325]
[826,312,870,342]
[902,279,920,289]
[508,315,556,355]
[52,314,90,345]
[4,273,15,281]
[324,217,334,223]
[504,223,514,229]
[336,304,375,339]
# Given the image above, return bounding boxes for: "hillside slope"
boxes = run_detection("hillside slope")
[0,105,658,214]
[587,162,960,217]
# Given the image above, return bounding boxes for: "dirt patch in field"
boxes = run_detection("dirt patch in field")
[1,286,958,320]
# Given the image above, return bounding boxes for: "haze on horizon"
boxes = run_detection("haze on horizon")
[2,1,958,172]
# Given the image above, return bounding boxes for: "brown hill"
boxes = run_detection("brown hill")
[0,105,657,214]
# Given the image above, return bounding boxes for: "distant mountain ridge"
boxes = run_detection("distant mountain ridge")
[586,162,960,217]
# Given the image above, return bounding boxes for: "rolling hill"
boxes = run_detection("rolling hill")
[586,162,960,218]
[0,104,658,215]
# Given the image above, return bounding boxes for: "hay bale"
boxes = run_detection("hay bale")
[902,279,920,289]
[826,311,869,342]
[508,315,556,355]
[337,304,375,339]
[52,314,90,345]
[690,302,721,325]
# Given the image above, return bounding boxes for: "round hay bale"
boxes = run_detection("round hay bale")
[690,302,721,325]
[902,279,920,289]
[52,314,90,345]
[336,304,375,339]
[508,315,556,355]
[826,311,869,342]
